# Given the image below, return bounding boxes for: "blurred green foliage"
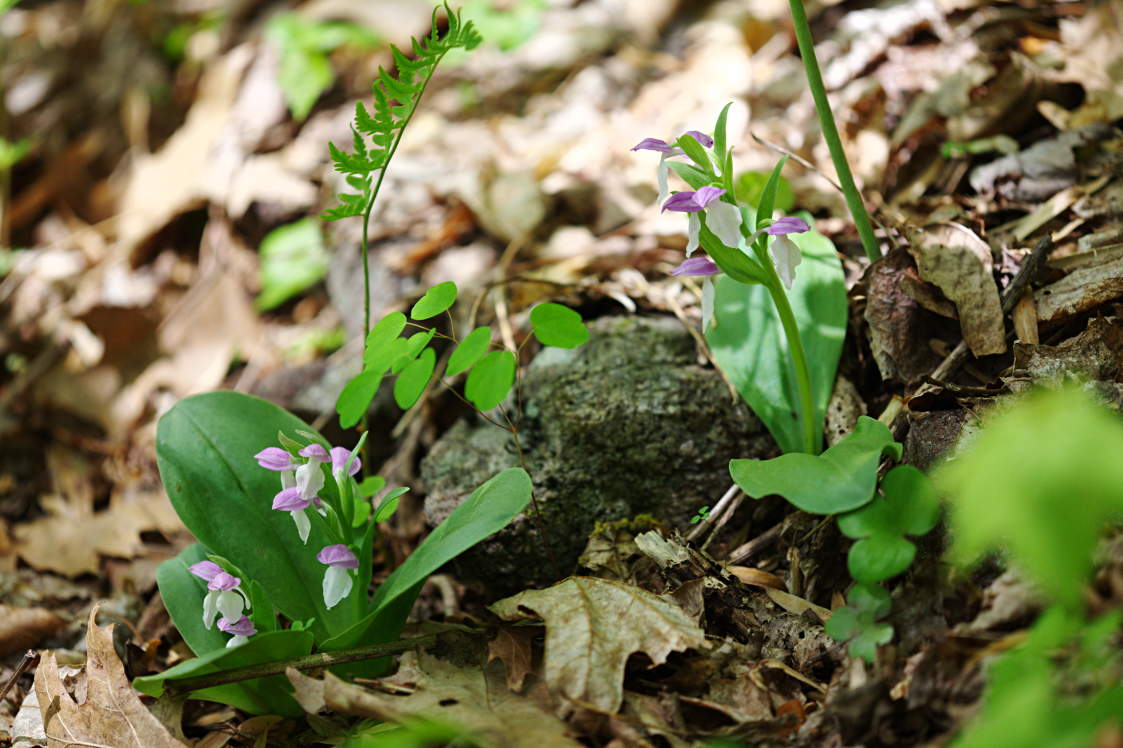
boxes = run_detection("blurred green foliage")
[936,386,1123,609]
[266,13,380,121]
[256,218,329,311]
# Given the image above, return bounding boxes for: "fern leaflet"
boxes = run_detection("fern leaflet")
[322,3,481,222]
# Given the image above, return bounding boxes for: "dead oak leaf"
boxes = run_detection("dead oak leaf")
[34,605,187,748]
[489,576,708,713]
[488,626,537,693]
[287,652,582,748]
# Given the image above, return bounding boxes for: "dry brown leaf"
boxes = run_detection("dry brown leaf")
[1058,0,1123,128]
[34,605,187,748]
[15,483,181,577]
[763,588,832,624]
[907,224,1006,357]
[0,605,65,657]
[727,566,786,591]
[863,249,944,383]
[116,49,247,261]
[287,653,583,748]
[490,577,707,713]
[488,627,537,693]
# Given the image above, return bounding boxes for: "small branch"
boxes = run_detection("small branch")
[164,633,440,696]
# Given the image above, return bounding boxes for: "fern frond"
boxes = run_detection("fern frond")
[323,3,481,222]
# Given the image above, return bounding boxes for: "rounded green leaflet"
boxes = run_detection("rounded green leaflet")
[366,311,407,350]
[410,281,458,320]
[530,302,588,348]
[393,347,436,409]
[446,326,492,376]
[391,329,436,374]
[337,369,381,428]
[465,350,516,410]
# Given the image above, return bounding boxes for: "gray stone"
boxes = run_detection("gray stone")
[420,315,774,595]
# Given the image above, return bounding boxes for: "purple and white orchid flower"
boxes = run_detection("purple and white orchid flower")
[317,544,359,609]
[669,215,811,290]
[258,440,361,544]
[189,560,250,631]
[217,615,256,647]
[631,130,713,205]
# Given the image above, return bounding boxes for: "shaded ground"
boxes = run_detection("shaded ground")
[2,0,1123,745]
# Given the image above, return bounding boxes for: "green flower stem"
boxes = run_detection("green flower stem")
[787,0,881,264]
[752,239,817,454]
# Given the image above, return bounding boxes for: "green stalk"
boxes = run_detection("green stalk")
[357,54,447,346]
[752,240,817,454]
[787,0,881,263]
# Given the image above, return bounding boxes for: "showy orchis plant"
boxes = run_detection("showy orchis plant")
[632,109,819,454]
[144,5,589,716]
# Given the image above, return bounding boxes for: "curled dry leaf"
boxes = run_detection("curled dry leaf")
[34,605,187,748]
[490,576,708,713]
[906,224,1006,357]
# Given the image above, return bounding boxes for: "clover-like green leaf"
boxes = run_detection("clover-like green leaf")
[825,582,893,663]
[729,417,902,514]
[336,370,381,428]
[838,465,940,583]
[530,303,588,349]
[393,347,436,409]
[465,350,516,410]
[447,326,492,376]
[410,281,458,320]
[391,329,436,374]
[366,311,407,351]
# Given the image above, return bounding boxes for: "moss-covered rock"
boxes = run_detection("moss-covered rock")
[420,315,774,595]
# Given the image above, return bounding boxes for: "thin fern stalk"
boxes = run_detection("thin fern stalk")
[787,0,881,263]
[355,52,446,343]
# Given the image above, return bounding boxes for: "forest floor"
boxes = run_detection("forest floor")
[2,0,1123,746]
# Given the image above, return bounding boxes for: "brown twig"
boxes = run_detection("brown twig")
[163,633,441,696]
[0,651,39,703]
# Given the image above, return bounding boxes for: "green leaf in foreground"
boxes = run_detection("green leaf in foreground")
[447,326,492,376]
[838,465,940,584]
[256,218,329,311]
[934,386,1123,609]
[410,281,458,320]
[530,303,588,348]
[465,350,516,410]
[730,416,901,514]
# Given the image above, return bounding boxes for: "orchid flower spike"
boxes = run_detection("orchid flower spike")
[668,214,811,289]
[632,130,714,205]
[317,544,359,609]
[217,615,256,647]
[259,440,350,544]
[189,560,250,631]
